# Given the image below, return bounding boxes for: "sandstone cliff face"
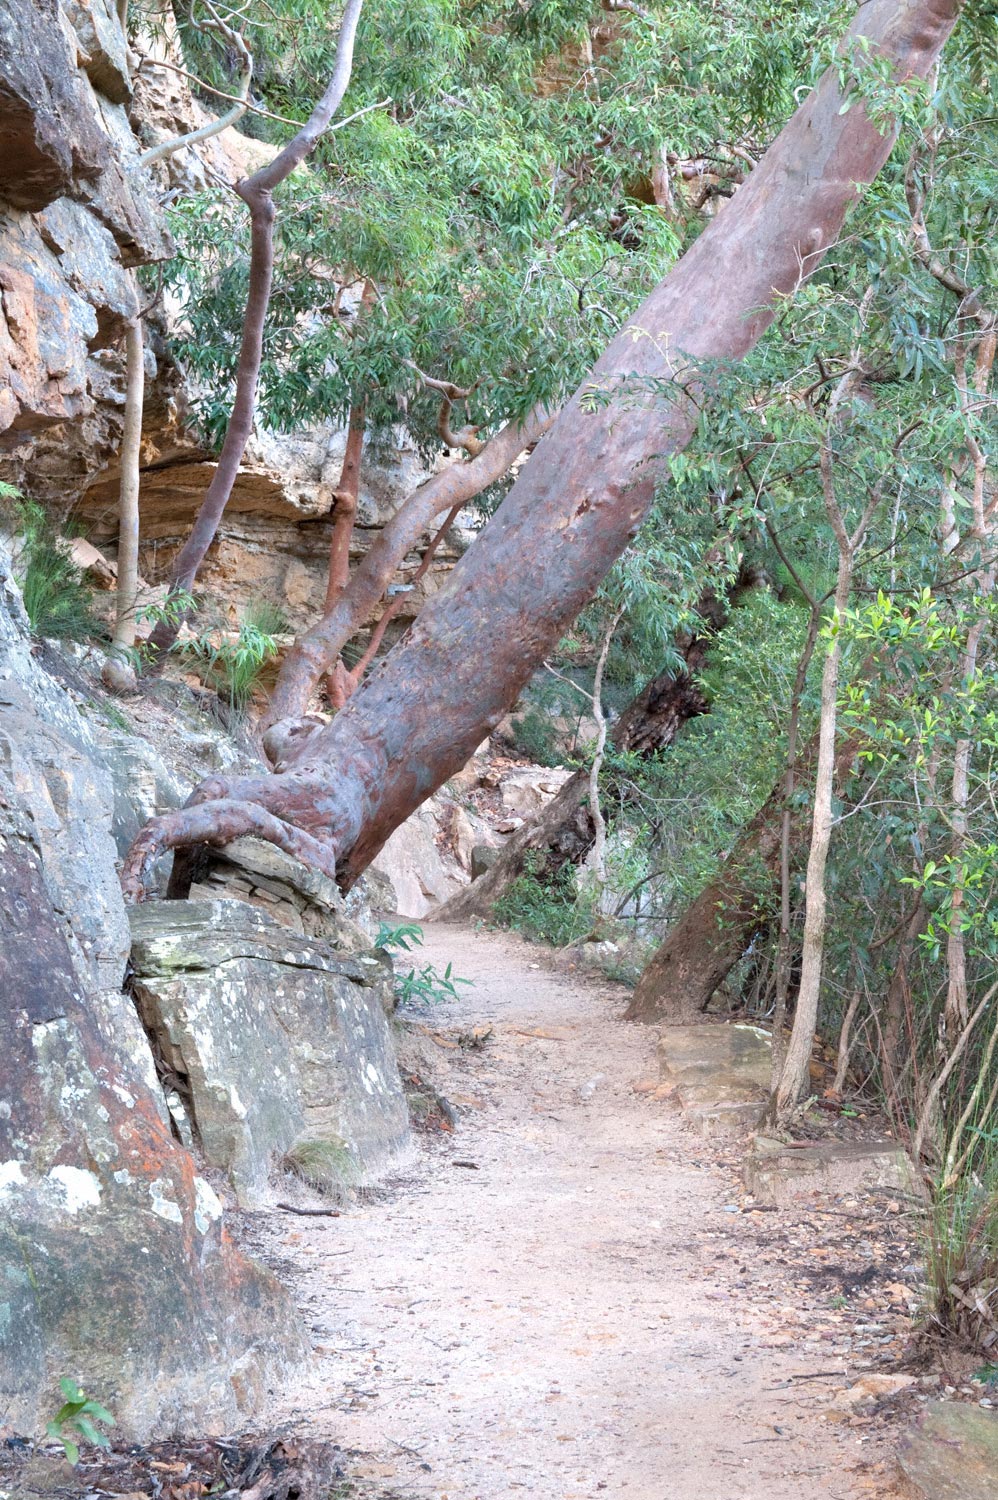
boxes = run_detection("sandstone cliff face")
[0,0,466,648]
[0,0,170,500]
[0,11,422,1431]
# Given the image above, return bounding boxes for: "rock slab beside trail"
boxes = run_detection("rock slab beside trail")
[0,557,307,1438]
[898,1402,998,1499]
[129,900,410,1205]
[658,1021,771,1135]
[746,1136,918,1206]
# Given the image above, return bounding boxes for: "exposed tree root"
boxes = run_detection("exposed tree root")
[120,792,340,902]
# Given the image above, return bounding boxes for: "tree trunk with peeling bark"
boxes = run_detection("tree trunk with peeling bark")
[122,0,963,902]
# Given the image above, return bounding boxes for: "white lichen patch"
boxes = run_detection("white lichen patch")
[148,1178,183,1224]
[0,1160,27,1198]
[193,1176,223,1234]
[49,1163,102,1213]
[112,1084,136,1109]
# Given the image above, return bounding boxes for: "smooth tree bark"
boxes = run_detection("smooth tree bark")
[121,0,964,901]
[584,607,624,891]
[144,0,366,665]
[264,404,554,738]
[774,366,886,1120]
[761,522,824,1092]
[102,315,145,694]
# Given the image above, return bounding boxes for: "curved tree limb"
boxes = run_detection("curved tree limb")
[143,0,367,668]
[139,2,253,167]
[122,0,965,900]
[263,403,554,735]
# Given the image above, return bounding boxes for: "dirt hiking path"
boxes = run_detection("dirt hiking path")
[264,923,900,1499]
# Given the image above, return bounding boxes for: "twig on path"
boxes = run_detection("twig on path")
[276,1201,341,1216]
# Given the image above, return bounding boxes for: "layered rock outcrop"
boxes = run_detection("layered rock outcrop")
[129,899,409,1207]
[0,0,169,492]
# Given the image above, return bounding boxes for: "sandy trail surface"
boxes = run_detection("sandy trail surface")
[261,922,899,1499]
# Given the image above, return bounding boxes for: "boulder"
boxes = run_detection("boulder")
[93,726,190,866]
[499,765,574,820]
[372,801,464,918]
[190,835,374,950]
[471,843,501,881]
[657,1023,772,1136]
[0,816,306,1442]
[0,562,158,1093]
[745,1136,919,1207]
[128,900,410,1207]
[898,1402,998,1499]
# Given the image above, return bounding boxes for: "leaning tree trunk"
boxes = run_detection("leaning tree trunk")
[438,613,718,921]
[122,0,963,901]
[625,733,862,1023]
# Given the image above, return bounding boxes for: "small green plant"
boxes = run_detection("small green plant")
[374,920,424,953]
[45,1377,114,1465]
[12,502,98,642]
[923,1165,998,1352]
[395,959,472,1008]
[135,589,198,634]
[187,620,278,711]
[975,1362,998,1389]
[282,1136,355,1197]
[374,922,472,1007]
[494,856,593,947]
[243,597,290,637]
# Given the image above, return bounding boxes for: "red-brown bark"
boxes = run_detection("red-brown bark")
[324,402,366,616]
[122,0,963,901]
[144,0,366,665]
[264,405,554,732]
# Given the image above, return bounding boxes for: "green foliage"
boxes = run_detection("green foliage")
[924,1164,998,1353]
[509,706,565,768]
[163,0,841,456]
[375,921,473,1006]
[374,920,424,952]
[494,855,593,947]
[44,1377,114,1465]
[243,597,290,637]
[11,503,98,642]
[185,619,279,711]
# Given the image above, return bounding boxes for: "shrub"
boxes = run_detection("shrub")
[187,619,278,711]
[923,1152,998,1355]
[11,501,98,642]
[243,597,290,636]
[375,921,473,1007]
[282,1136,355,1198]
[493,856,593,947]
